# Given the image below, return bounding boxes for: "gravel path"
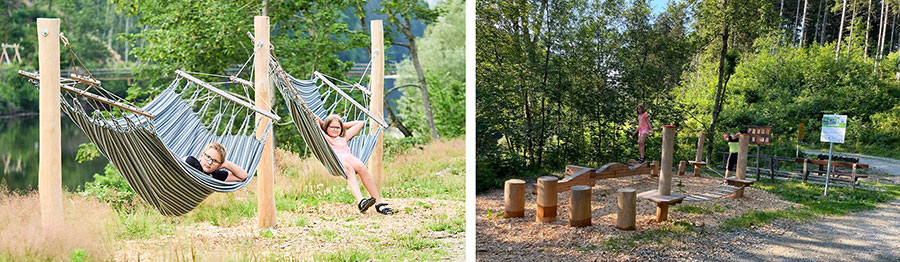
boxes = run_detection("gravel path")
[732,200,900,262]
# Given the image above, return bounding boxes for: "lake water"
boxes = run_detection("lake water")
[0,115,108,192]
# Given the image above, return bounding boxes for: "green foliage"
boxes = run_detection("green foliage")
[395,0,465,138]
[602,219,697,252]
[383,135,428,161]
[79,164,135,211]
[68,249,89,262]
[423,213,464,234]
[75,143,100,163]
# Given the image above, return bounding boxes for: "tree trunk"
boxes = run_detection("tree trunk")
[796,0,804,42]
[890,12,897,53]
[850,0,857,48]
[865,0,872,56]
[817,0,825,44]
[399,20,440,139]
[707,0,730,158]
[801,0,810,46]
[383,100,413,137]
[838,0,848,58]
[821,0,829,45]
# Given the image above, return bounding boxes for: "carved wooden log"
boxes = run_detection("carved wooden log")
[569,185,592,227]
[616,187,636,230]
[504,179,525,218]
[535,176,558,223]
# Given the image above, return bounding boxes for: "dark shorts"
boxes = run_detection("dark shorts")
[726,153,738,171]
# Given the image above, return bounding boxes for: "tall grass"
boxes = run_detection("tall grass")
[0,190,115,260]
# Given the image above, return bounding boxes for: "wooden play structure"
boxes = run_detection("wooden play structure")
[530,161,659,194]
[1,43,22,65]
[31,16,386,232]
[637,125,685,222]
[724,134,756,197]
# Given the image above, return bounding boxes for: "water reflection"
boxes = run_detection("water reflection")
[0,115,108,192]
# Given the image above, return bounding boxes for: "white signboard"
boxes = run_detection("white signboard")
[820,114,847,144]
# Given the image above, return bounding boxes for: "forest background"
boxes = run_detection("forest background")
[476,0,900,190]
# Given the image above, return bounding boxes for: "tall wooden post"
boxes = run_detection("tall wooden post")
[38,18,63,234]
[658,125,675,196]
[369,20,385,189]
[693,132,706,177]
[254,16,276,228]
[734,134,750,198]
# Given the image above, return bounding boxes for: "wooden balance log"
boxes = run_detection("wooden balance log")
[616,187,637,230]
[638,125,685,223]
[535,176,558,223]
[530,161,659,194]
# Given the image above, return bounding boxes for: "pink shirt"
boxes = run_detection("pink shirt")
[638,112,651,133]
[324,135,353,161]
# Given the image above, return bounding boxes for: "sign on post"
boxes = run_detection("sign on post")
[820,114,847,196]
[820,115,847,144]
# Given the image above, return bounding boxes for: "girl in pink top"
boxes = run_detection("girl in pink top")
[319,114,393,215]
[632,104,653,163]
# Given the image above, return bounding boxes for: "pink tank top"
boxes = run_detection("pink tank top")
[324,135,352,155]
[638,112,651,133]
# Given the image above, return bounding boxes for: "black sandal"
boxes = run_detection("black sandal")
[358,198,375,213]
[374,203,394,215]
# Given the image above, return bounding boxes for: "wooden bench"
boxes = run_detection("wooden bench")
[795,158,869,189]
[724,177,756,187]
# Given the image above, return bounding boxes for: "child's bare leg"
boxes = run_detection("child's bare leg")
[348,157,384,203]
[343,164,364,202]
[638,133,647,159]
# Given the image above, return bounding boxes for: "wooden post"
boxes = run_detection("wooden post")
[693,132,706,177]
[655,204,670,222]
[695,132,706,162]
[734,134,750,198]
[658,125,675,196]
[569,185,592,227]
[616,187,636,230]
[535,176,558,223]
[38,18,64,234]
[369,20,385,189]
[851,164,858,190]
[504,179,525,218]
[254,16,276,229]
[677,160,687,176]
[802,158,809,182]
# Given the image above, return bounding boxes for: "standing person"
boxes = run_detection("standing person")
[632,104,653,163]
[319,115,393,215]
[723,132,740,178]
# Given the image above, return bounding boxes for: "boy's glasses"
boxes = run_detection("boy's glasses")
[202,152,222,166]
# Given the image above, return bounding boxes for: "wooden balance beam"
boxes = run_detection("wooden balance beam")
[531,161,659,194]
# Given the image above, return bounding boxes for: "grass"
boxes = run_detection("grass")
[0,138,464,260]
[423,213,465,234]
[720,179,900,231]
[602,220,698,252]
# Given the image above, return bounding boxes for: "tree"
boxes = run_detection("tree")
[395,0,464,138]
[381,0,443,139]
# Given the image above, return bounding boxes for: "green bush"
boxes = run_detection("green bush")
[79,164,135,211]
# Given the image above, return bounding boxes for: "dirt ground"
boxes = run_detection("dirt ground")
[115,197,465,261]
[476,173,798,261]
